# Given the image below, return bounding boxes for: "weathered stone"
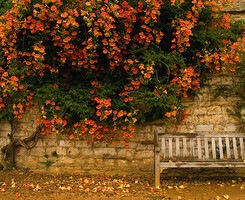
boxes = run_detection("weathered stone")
[47,166,62,174]
[241,109,245,116]
[193,107,208,115]
[152,125,165,134]
[135,151,154,159]
[136,143,147,150]
[36,139,45,147]
[196,124,213,132]
[74,140,90,147]
[104,159,116,166]
[211,115,228,123]
[128,142,138,149]
[224,124,237,132]
[117,149,135,159]
[0,122,11,133]
[59,140,74,147]
[67,147,80,156]
[213,125,225,133]
[56,147,67,156]
[207,106,223,115]
[117,159,128,166]
[80,148,94,157]
[198,115,212,124]
[0,138,8,147]
[45,138,58,147]
[45,147,57,156]
[94,148,116,157]
[57,156,75,164]
[30,147,45,156]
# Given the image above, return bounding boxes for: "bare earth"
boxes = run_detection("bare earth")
[0,170,245,200]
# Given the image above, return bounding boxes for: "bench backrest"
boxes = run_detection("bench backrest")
[155,133,245,161]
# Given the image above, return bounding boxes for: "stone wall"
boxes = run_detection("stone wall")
[0,0,244,176]
[0,73,243,176]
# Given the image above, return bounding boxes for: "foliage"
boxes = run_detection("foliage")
[0,0,244,145]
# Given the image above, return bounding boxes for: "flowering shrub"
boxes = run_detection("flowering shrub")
[0,0,244,145]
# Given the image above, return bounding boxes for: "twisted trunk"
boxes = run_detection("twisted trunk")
[1,120,41,170]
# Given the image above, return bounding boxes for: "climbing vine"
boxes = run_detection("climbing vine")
[0,0,244,147]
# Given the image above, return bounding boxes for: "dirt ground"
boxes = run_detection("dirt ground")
[0,170,245,200]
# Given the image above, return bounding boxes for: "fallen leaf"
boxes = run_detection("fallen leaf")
[179,185,186,189]
[224,195,229,199]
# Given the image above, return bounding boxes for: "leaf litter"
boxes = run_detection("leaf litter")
[0,171,244,199]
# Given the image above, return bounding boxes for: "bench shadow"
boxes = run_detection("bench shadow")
[160,167,245,180]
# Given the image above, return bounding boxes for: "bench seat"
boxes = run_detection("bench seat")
[154,132,245,187]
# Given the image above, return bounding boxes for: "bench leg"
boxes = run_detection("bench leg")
[155,165,160,188]
[155,151,161,188]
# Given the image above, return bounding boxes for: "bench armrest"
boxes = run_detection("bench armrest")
[154,131,160,153]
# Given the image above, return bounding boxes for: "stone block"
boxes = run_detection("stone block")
[176,125,189,133]
[193,107,208,115]
[57,156,75,164]
[211,115,228,124]
[207,106,223,115]
[224,124,237,132]
[104,159,116,166]
[146,144,154,150]
[117,159,128,166]
[75,140,90,147]
[80,148,94,157]
[135,150,153,159]
[152,125,166,134]
[0,138,8,147]
[59,139,74,147]
[136,125,152,133]
[47,166,62,174]
[136,143,147,150]
[140,158,154,170]
[213,125,225,133]
[36,139,45,147]
[30,147,45,156]
[198,115,212,124]
[26,157,40,169]
[0,121,11,133]
[196,124,213,132]
[117,149,135,159]
[16,147,29,156]
[56,147,67,156]
[45,147,57,156]
[67,147,80,156]
[45,138,58,147]
[94,148,116,157]
[241,109,245,116]
[128,142,138,149]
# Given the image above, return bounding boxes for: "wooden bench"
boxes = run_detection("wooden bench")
[154,132,245,187]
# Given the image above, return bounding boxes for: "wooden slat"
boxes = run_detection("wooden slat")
[197,138,202,159]
[204,138,209,160]
[240,138,244,159]
[218,138,224,160]
[226,137,231,159]
[233,137,238,159]
[212,138,216,159]
[190,138,194,158]
[162,138,165,159]
[159,162,245,168]
[176,138,180,158]
[169,138,173,158]
[183,138,187,158]
[158,133,245,139]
